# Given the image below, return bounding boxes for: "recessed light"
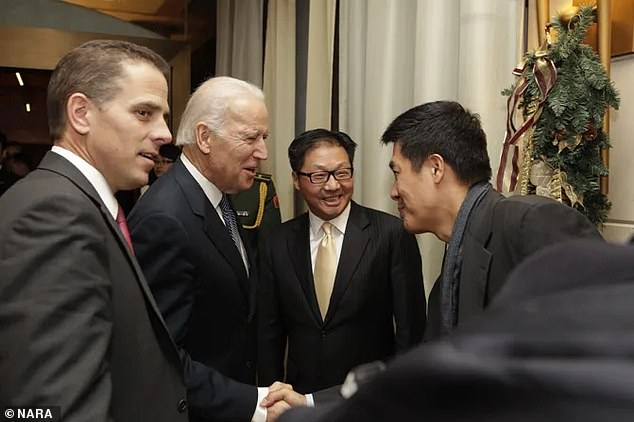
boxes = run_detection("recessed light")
[26,103,31,112]
[15,72,24,86]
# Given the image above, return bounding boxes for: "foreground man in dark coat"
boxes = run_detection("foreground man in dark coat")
[279,238,634,421]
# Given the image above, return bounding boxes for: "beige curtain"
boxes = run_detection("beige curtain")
[262,0,296,221]
[339,0,524,296]
[305,0,337,130]
[215,0,264,87]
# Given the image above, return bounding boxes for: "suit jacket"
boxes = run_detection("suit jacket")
[258,201,426,395]
[426,189,602,340]
[0,152,188,422]
[128,159,258,422]
[280,239,634,422]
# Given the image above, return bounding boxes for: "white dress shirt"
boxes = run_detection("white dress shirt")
[309,202,351,273]
[51,146,118,220]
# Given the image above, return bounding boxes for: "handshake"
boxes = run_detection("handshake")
[260,381,308,422]
[258,361,386,422]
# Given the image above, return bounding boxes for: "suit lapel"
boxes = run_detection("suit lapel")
[325,202,369,323]
[458,190,501,320]
[173,162,251,299]
[289,214,323,324]
[38,152,179,351]
[235,197,257,320]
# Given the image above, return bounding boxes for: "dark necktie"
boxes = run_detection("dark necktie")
[116,205,135,254]
[219,194,241,252]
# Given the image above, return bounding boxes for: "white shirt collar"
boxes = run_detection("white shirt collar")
[309,201,351,239]
[51,145,118,219]
[180,153,223,208]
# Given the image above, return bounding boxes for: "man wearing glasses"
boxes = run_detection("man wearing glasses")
[257,129,426,403]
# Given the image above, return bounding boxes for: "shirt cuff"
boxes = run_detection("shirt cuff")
[252,387,269,422]
[305,393,315,407]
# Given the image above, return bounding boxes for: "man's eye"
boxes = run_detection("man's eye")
[246,134,264,143]
[137,110,151,119]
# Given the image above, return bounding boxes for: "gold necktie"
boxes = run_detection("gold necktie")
[314,222,337,319]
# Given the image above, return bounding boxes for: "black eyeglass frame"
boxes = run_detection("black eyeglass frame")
[296,167,354,184]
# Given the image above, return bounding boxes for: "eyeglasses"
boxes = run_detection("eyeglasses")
[297,167,354,184]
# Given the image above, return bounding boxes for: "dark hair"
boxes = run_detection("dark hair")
[0,131,6,150]
[47,39,170,142]
[381,101,491,185]
[7,152,32,170]
[159,143,181,161]
[288,128,357,172]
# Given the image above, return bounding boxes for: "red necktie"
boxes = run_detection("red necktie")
[116,205,135,254]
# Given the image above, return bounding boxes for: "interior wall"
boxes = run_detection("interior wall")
[604,54,634,243]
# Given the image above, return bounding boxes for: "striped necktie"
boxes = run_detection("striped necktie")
[219,194,241,252]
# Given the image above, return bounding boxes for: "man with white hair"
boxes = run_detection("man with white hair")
[129,76,290,422]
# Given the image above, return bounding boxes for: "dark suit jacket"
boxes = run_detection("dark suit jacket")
[425,190,602,340]
[128,159,258,422]
[0,152,188,422]
[258,201,426,395]
[280,239,634,422]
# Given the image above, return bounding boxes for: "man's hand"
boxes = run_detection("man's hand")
[265,399,290,422]
[268,381,294,393]
[261,386,307,408]
[262,382,297,422]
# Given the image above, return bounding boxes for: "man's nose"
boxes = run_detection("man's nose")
[153,119,173,146]
[253,136,268,160]
[390,183,399,201]
[323,173,341,189]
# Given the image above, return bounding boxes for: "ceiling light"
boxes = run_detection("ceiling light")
[26,103,31,112]
[15,72,24,86]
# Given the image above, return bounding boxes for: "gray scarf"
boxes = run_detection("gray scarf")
[439,181,491,336]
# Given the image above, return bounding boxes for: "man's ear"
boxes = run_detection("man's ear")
[66,93,90,136]
[292,171,300,191]
[428,154,445,183]
[195,122,211,154]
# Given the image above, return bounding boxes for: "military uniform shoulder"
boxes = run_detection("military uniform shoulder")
[254,172,273,182]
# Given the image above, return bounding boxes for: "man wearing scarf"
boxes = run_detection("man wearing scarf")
[381,101,602,340]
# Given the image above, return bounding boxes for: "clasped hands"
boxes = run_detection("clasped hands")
[261,381,307,422]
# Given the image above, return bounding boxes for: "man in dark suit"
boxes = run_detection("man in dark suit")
[128,76,291,422]
[278,239,634,421]
[257,129,426,399]
[0,40,188,421]
[381,101,601,340]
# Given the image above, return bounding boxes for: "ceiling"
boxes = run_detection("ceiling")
[1,0,216,147]
[62,0,188,39]
[60,0,216,50]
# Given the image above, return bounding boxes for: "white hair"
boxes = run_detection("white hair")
[175,76,265,146]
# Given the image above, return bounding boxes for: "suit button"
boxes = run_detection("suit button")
[177,399,188,413]
[246,360,253,369]
[321,330,327,338]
